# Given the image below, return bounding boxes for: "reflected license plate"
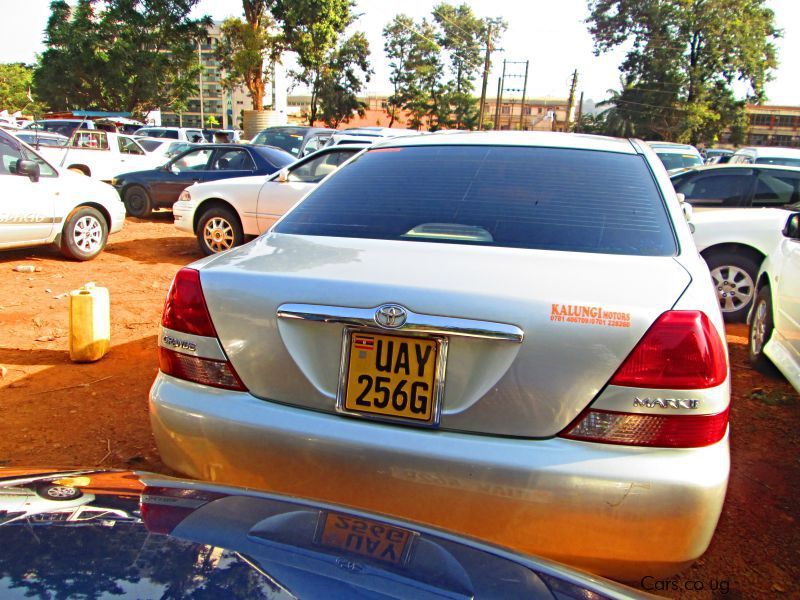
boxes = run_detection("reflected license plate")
[316,511,415,566]
[342,332,439,423]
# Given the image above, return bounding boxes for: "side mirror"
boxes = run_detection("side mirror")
[16,159,40,183]
[277,168,289,183]
[783,213,800,240]
[677,193,692,222]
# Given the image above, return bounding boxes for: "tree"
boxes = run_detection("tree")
[587,0,778,144]
[317,32,372,127]
[383,15,417,127]
[215,2,282,111]
[34,0,210,119]
[272,0,359,125]
[0,64,45,114]
[432,3,486,129]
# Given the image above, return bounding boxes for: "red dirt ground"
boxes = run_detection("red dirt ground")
[0,216,797,597]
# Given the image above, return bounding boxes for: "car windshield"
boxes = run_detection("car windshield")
[16,133,66,147]
[275,145,677,256]
[657,152,704,170]
[755,157,800,167]
[252,130,306,155]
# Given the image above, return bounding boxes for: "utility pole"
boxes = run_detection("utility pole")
[565,69,578,132]
[494,59,506,130]
[197,39,205,127]
[478,24,493,129]
[493,77,502,129]
[575,91,584,133]
[518,60,529,130]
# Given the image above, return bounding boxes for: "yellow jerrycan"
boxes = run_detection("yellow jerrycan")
[69,282,110,362]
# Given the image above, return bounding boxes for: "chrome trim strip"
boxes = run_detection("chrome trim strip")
[159,326,227,361]
[277,303,524,343]
[335,328,448,429]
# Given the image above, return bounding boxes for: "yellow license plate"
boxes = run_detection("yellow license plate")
[316,511,414,566]
[343,332,438,423]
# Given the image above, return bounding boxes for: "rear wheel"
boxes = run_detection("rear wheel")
[60,206,108,261]
[123,185,152,218]
[704,250,760,322]
[749,286,778,374]
[197,206,244,255]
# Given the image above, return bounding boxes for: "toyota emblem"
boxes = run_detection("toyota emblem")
[374,304,408,328]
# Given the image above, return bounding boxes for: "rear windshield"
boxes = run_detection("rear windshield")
[253,146,295,170]
[275,145,677,256]
[656,152,703,170]
[137,139,163,152]
[137,128,179,139]
[252,130,306,155]
[755,157,800,167]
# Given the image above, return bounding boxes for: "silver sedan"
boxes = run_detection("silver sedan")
[150,131,730,582]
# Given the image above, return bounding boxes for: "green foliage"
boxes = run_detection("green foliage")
[432,2,487,129]
[205,114,220,128]
[383,5,504,130]
[215,4,281,111]
[0,63,45,114]
[587,0,778,144]
[33,0,210,119]
[317,32,372,127]
[272,0,361,125]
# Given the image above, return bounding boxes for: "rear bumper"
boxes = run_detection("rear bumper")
[150,373,729,581]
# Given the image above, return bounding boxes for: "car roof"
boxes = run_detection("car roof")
[377,131,638,154]
[669,163,800,177]
[647,141,701,153]
[733,146,800,157]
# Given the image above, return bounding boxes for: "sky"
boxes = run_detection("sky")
[1,0,797,107]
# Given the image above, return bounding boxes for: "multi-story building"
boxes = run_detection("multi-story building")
[161,23,250,130]
[740,104,800,147]
[285,95,573,131]
[482,97,572,131]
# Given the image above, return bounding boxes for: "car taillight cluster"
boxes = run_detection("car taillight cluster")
[159,268,246,392]
[560,311,729,448]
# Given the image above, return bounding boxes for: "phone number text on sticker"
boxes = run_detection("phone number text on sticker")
[550,303,631,328]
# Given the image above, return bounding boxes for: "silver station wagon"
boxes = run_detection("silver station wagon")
[150,132,730,581]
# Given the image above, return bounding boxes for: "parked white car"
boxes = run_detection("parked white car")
[135,137,197,161]
[133,126,206,143]
[0,129,126,260]
[749,211,800,392]
[729,146,800,167]
[174,144,368,254]
[647,141,704,173]
[691,207,796,321]
[37,130,160,181]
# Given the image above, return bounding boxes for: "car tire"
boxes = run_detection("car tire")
[749,286,779,375]
[60,206,108,261]
[35,484,83,501]
[123,185,152,218]
[68,166,88,176]
[197,206,244,255]
[704,250,760,322]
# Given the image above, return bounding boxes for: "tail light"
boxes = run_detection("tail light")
[559,311,729,448]
[560,407,729,448]
[610,311,727,389]
[160,267,246,391]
